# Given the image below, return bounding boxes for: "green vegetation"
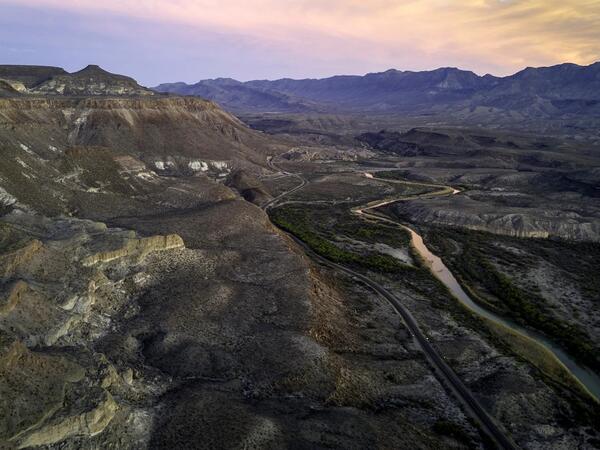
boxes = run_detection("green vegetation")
[270,205,412,274]
[532,239,600,300]
[283,202,411,248]
[269,204,468,309]
[334,217,411,248]
[270,187,600,420]
[426,226,600,372]
[373,170,438,188]
[484,317,593,398]
[480,261,597,371]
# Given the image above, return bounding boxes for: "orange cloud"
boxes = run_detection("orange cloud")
[3,0,599,75]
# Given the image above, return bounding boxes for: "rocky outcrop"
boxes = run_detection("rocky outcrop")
[0,213,190,448]
[82,234,185,266]
[0,341,85,444]
[0,79,26,96]
[17,392,118,449]
[0,240,43,279]
[225,169,271,204]
[0,281,34,315]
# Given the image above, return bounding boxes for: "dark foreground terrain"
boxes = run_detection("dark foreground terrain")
[0,65,599,449]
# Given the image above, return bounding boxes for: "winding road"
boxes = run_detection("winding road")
[262,157,307,210]
[262,160,519,450]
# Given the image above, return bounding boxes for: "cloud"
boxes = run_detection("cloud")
[0,0,598,79]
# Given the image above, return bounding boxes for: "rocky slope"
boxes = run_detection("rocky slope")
[3,63,599,449]
[0,212,185,448]
[0,95,284,220]
[393,194,600,241]
[355,127,600,241]
[1,200,483,449]
[0,67,489,449]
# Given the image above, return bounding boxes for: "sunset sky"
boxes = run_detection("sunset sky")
[1,0,599,86]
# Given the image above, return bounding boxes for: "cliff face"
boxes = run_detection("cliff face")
[393,193,600,241]
[82,234,184,266]
[0,212,188,448]
[0,96,273,163]
[0,95,280,218]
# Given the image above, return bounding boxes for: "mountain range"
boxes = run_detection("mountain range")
[154,62,600,119]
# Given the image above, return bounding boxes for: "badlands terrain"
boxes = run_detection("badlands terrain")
[0,64,599,449]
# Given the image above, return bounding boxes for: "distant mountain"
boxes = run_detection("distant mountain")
[154,62,600,119]
[154,77,316,113]
[473,63,600,117]
[0,64,154,96]
[245,67,496,111]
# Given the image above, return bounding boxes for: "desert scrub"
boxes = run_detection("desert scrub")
[326,366,383,409]
[425,226,600,372]
[372,170,434,187]
[432,420,473,446]
[270,205,412,274]
[276,202,412,249]
[333,216,411,248]
[476,261,598,371]
[0,222,31,253]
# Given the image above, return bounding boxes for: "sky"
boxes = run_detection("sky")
[1,0,599,86]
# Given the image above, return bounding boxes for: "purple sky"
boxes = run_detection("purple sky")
[1,1,599,87]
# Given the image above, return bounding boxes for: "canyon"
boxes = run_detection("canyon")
[0,64,599,449]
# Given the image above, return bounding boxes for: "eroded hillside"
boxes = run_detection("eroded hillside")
[0,69,488,449]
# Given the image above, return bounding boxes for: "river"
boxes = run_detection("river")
[358,173,600,402]
[403,225,600,401]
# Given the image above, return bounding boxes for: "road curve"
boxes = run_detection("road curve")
[262,159,518,450]
[262,156,307,210]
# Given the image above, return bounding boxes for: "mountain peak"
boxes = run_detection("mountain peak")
[73,65,115,77]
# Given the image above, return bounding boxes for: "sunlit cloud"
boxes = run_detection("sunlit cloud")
[1,0,599,82]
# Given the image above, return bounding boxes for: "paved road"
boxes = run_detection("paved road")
[263,159,518,450]
[262,157,307,210]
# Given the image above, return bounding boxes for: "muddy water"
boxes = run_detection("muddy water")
[403,224,600,401]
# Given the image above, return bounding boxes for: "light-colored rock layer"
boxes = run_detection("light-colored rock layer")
[18,392,118,448]
[83,234,185,266]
